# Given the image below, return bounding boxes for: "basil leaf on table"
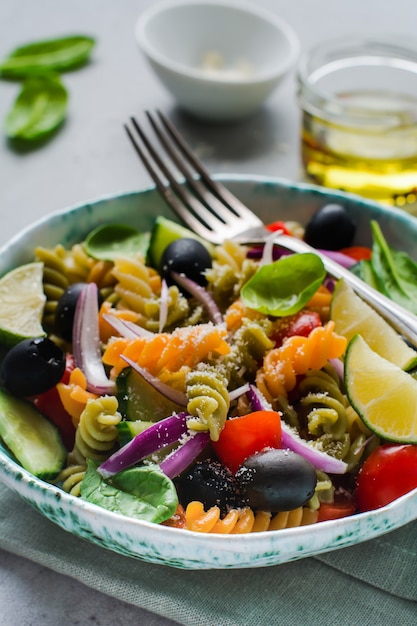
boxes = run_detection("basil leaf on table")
[5,74,68,141]
[0,35,95,78]
[241,252,326,316]
[80,460,178,524]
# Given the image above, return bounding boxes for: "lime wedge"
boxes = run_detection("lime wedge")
[330,278,417,370]
[0,262,46,347]
[345,334,417,443]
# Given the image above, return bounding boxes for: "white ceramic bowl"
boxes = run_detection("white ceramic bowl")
[134,0,300,121]
[1,175,417,570]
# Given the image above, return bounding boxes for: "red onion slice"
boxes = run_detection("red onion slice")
[280,423,348,474]
[329,358,344,382]
[102,313,153,338]
[247,384,347,474]
[171,271,223,324]
[260,231,282,266]
[318,249,357,269]
[121,355,187,406]
[73,283,115,394]
[159,431,210,478]
[98,412,189,478]
[159,279,169,332]
[229,383,250,401]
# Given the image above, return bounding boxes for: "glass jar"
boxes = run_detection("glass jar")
[297,37,417,209]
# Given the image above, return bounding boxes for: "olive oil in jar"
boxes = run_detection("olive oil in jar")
[298,39,417,210]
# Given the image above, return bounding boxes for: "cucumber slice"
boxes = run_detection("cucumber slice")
[147,216,214,269]
[117,367,184,423]
[0,389,66,479]
[117,419,154,446]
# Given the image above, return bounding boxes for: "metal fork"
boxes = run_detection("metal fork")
[125,110,417,347]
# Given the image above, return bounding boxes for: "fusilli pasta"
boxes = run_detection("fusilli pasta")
[206,240,258,309]
[102,323,230,378]
[55,463,86,497]
[35,243,117,331]
[256,321,347,401]
[70,395,122,464]
[186,364,230,441]
[184,501,318,533]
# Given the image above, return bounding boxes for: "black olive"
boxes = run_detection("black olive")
[161,238,212,287]
[1,336,66,397]
[175,459,242,515]
[236,448,317,512]
[304,204,356,250]
[55,283,102,341]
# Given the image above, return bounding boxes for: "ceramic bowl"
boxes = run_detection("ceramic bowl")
[134,0,300,121]
[1,175,417,569]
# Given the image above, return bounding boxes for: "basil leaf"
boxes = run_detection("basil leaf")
[84,224,151,261]
[5,74,68,141]
[369,220,417,314]
[241,253,326,316]
[80,460,178,524]
[0,35,95,78]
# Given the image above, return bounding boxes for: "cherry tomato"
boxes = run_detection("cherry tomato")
[339,246,372,262]
[271,311,322,347]
[212,410,282,474]
[31,354,76,450]
[266,221,293,235]
[318,498,356,522]
[355,444,417,512]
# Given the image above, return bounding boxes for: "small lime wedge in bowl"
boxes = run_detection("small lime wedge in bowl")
[330,278,417,370]
[0,262,46,347]
[345,334,417,443]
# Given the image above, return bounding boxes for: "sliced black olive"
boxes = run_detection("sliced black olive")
[236,448,317,512]
[55,282,102,341]
[1,336,66,397]
[175,459,242,515]
[161,238,212,287]
[304,204,356,250]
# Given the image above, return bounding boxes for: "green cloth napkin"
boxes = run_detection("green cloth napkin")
[1,482,416,626]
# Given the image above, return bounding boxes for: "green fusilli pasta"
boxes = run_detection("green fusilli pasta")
[35,245,71,330]
[206,240,258,309]
[144,284,204,332]
[186,363,230,441]
[223,317,273,387]
[292,365,367,470]
[35,243,117,331]
[70,395,122,464]
[55,463,86,497]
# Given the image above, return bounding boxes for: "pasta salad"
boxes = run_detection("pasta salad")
[1,202,417,535]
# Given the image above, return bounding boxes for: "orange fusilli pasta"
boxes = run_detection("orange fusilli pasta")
[103,323,231,378]
[256,321,347,401]
[184,501,318,534]
[57,367,98,428]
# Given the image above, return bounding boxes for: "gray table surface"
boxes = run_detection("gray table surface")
[1,1,416,624]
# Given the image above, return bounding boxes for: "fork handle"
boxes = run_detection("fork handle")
[240,233,417,349]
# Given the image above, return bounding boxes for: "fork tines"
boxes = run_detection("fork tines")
[124,111,262,243]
